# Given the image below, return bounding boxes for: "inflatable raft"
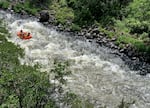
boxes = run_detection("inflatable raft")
[17,31,32,40]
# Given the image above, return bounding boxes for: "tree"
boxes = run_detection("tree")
[0,64,57,108]
[66,0,133,25]
[29,0,52,7]
[0,30,56,107]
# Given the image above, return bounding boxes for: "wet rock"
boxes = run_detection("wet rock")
[9,9,14,14]
[20,0,25,3]
[20,10,27,15]
[110,42,116,49]
[92,27,100,34]
[139,69,147,76]
[111,37,117,41]
[86,33,93,39]
[48,16,55,23]
[99,32,105,36]
[88,27,92,33]
[88,39,92,42]
[92,33,98,38]
[78,32,84,36]
[39,10,49,22]
[43,22,49,25]
[120,49,125,53]
[131,57,137,60]
[57,24,62,28]
[64,28,71,32]
[96,40,103,45]
[147,67,150,73]
[127,50,134,57]
[102,39,107,44]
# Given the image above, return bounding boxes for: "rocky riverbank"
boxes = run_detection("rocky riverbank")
[1,7,150,75]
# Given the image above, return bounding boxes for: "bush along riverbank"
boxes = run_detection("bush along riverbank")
[0,0,150,75]
[0,20,94,107]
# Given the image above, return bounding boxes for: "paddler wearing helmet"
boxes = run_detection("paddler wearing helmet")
[20,29,24,39]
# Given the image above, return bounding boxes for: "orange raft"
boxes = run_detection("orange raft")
[17,31,32,40]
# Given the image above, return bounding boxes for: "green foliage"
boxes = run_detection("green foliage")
[0,1,10,9]
[116,0,150,36]
[50,1,74,25]
[0,26,9,34]
[51,60,71,85]
[115,20,129,33]
[62,92,94,108]
[113,0,150,54]
[117,35,139,45]
[0,31,24,66]
[74,6,93,25]
[29,0,52,7]
[126,19,149,34]
[70,23,81,31]
[12,3,22,13]
[1,95,19,108]
[66,0,132,25]
[116,35,150,52]
[0,65,57,107]
[12,1,40,15]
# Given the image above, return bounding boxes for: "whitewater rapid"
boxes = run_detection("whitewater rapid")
[1,11,150,108]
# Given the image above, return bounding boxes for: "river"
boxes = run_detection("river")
[1,10,150,108]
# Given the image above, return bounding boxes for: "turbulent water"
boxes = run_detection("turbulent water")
[1,10,150,108]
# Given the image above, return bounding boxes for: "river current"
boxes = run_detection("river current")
[1,10,150,108]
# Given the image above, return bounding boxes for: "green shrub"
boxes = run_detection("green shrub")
[66,0,132,26]
[126,19,149,34]
[29,0,52,7]
[12,1,40,15]
[122,0,150,35]
[62,92,94,108]
[74,7,93,25]
[0,1,10,9]
[50,2,74,25]
[70,23,81,31]
[13,3,23,13]
[134,41,145,52]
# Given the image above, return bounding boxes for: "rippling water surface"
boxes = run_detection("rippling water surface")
[1,10,150,108]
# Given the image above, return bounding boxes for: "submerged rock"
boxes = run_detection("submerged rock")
[39,10,49,22]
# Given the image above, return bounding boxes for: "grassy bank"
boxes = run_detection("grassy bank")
[112,0,150,53]
[99,24,150,54]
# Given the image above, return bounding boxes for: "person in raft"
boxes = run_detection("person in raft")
[20,30,24,39]
[27,32,30,36]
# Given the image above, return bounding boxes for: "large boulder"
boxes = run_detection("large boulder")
[39,10,49,22]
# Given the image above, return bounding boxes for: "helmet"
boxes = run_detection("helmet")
[28,32,30,36]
